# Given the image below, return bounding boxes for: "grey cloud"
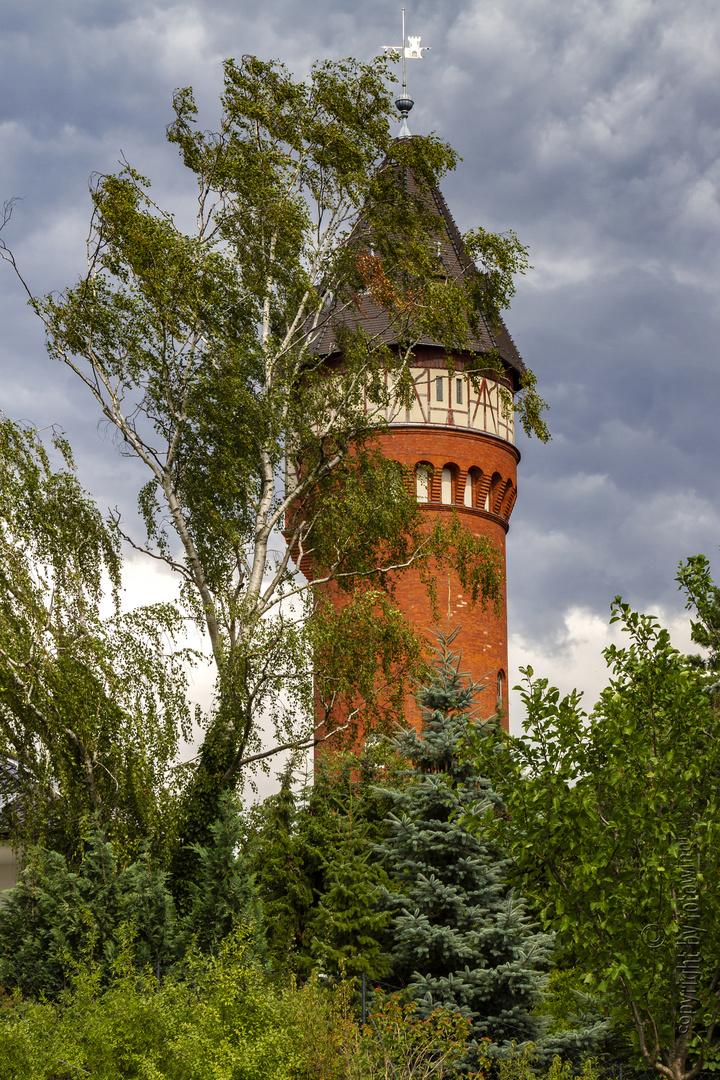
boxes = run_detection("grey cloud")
[2,0,720,685]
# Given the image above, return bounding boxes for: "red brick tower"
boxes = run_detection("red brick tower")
[310,155,524,735]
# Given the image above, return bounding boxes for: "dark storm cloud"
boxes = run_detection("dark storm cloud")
[424,0,720,646]
[1,0,719,689]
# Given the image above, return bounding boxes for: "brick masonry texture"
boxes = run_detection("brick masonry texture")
[312,420,517,766]
[374,426,517,731]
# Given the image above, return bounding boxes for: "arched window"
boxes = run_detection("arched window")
[441,467,453,504]
[490,472,503,514]
[416,465,430,503]
[496,669,505,709]
[464,467,483,508]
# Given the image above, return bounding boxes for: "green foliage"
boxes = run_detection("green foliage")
[0,418,193,862]
[423,514,506,619]
[247,747,404,981]
[531,968,628,1066]
[304,797,393,984]
[464,592,720,1080]
[0,932,325,1080]
[0,824,180,998]
[1,54,542,833]
[181,793,262,950]
[0,796,261,999]
[496,1046,602,1080]
[677,554,720,673]
[533,969,607,1038]
[0,933,486,1080]
[346,997,487,1080]
[377,634,554,1068]
[245,774,316,964]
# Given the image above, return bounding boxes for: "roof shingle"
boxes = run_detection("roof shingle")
[307,142,525,388]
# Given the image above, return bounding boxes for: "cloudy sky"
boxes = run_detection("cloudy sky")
[2,0,719,749]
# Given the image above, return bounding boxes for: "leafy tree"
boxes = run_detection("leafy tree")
[0,418,193,862]
[464,588,720,1080]
[1,55,547,880]
[677,554,720,675]
[377,633,555,1069]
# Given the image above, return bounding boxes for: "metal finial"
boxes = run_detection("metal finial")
[383,8,430,138]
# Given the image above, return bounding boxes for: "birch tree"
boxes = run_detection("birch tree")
[0,418,193,862]
[2,55,546,879]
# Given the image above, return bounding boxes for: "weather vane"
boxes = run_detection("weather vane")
[383,8,430,137]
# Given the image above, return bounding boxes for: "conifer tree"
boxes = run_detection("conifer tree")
[245,773,316,966]
[181,793,262,956]
[305,799,392,983]
[0,824,180,997]
[247,750,403,978]
[0,800,261,998]
[377,632,553,1066]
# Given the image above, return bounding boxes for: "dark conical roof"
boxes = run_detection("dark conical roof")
[308,141,526,389]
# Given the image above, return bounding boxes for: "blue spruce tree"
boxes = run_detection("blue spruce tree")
[377,632,552,1065]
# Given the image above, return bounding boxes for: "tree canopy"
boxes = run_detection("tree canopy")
[464,566,720,1080]
[0,418,193,862]
[1,53,547,880]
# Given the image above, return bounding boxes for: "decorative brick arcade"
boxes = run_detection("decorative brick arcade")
[373,349,519,730]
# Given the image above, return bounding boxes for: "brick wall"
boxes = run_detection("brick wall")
[374,425,517,731]
[312,422,518,764]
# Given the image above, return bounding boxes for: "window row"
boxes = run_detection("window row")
[414,463,516,520]
[432,376,466,405]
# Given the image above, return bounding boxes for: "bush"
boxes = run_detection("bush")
[497,1045,603,1080]
[343,997,489,1080]
[0,931,496,1080]
[0,931,319,1079]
